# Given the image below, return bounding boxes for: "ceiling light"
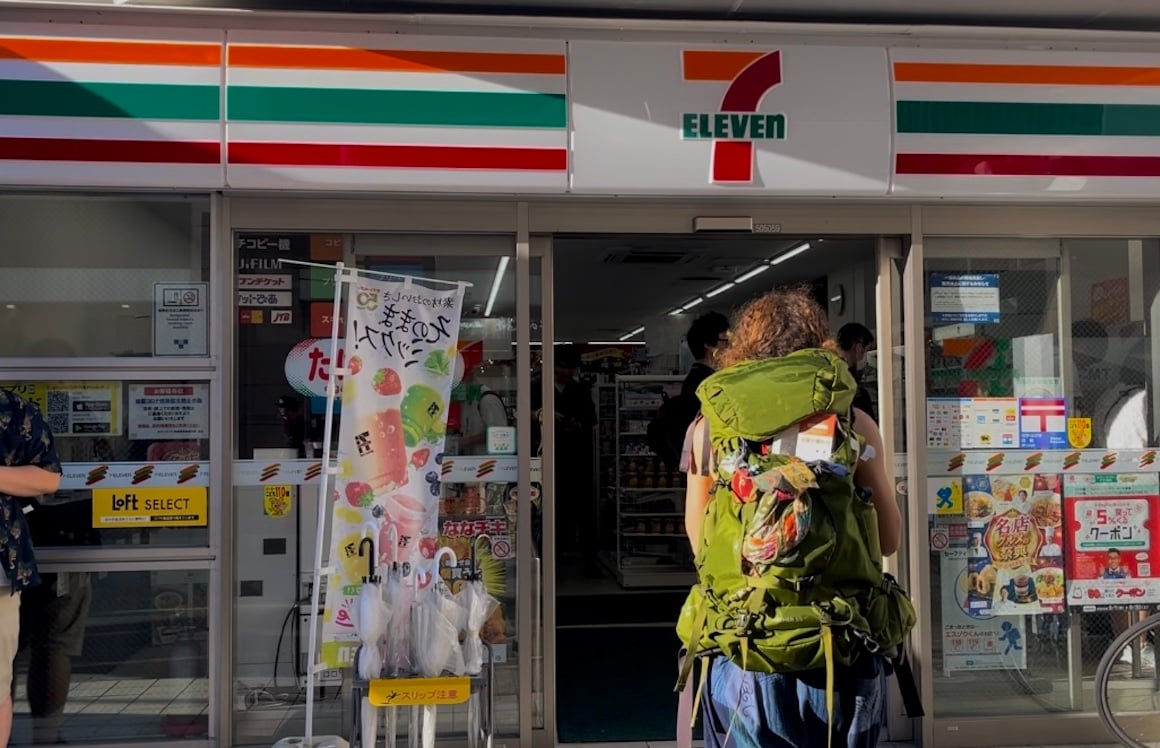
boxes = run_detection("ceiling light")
[682,297,705,311]
[771,242,812,266]
[618,326,646,342]
[668,307,685,316]
[706,283,735,298]
[591,340,646,346]
[3,304,14,310]
[120,304,131,309]
[483,256,510,317]
[734,265,769,283]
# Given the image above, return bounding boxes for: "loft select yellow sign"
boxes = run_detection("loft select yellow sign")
[92,487,208,528]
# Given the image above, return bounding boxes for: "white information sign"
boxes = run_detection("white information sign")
[128,384,210,440]
[153,282,208,356]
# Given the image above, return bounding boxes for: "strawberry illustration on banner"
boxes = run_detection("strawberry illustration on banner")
[320,273,466,668]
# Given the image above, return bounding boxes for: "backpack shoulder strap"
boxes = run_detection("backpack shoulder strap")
[681,415,713,476]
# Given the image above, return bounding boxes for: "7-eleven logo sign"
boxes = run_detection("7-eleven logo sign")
[680,50,787,184]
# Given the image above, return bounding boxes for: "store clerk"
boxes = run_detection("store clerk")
[0,389,63,748]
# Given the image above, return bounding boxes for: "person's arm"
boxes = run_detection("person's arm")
[683,418,714,550]
[0,465,61,497]
[852,408,902,557]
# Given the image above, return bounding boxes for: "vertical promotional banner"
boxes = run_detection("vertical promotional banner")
[321,274,465,667]
[964,473,1065,616]
[942,548,1027,674]
[1065,473,1160,608]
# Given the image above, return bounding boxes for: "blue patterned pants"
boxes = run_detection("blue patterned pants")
[701,656,887,748]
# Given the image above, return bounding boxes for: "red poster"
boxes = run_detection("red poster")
[1064,473,1160,608]
[964,473,1065,616]
[309,302,345,338]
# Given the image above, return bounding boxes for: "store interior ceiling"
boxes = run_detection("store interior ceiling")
[12,0,1160,31]
[552,235,871,343]
[364,235,873,345]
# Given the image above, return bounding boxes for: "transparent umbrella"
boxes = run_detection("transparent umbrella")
[411,547,465,748]
[462,536,500,748]
[355,533,390,748]
[380,526,410,748]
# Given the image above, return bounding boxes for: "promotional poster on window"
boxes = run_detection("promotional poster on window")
[964,473,1065,616]
[942,547,1027,674]
[319,273,466,668]
[1064,473,1160,609]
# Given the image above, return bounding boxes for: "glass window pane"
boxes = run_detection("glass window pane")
[5,379,211,548]
[232,236,530,743]
[924,241,1071,717]
[10,568,210,745]
[1065,238,1157,721]
[0,195,210,358]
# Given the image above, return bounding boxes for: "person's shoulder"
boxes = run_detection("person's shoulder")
[0,389,31,417]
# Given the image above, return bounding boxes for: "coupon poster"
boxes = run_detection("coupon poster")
[320,273,466,668]
[942,547,1027,674]
[1064,473,1160,608]
[964,473,1065,616]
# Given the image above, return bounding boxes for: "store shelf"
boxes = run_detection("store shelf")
[603,374,696,591]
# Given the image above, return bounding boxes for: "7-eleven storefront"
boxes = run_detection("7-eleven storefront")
[3,7,1160,747]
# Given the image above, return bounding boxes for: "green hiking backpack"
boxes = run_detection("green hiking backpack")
[675,348,916,706]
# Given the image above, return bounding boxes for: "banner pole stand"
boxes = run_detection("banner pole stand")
[302,261,348,748]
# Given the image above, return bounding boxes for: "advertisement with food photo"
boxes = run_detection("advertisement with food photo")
[941,547,1027,674]
[963,473,1065,616]
[1064,473,1160,607]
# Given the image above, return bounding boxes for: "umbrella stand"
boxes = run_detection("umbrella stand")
[353,542,494,748]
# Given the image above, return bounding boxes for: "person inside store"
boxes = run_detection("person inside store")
[837,322,878,423]
[1072,323,1153,666]
[459,364,511,456]
[0,390,64,748]
[682,288,901,748]
[650,312,729,471]
[276,395,307,457]
[682,312,730,399]
[531,345,599,576]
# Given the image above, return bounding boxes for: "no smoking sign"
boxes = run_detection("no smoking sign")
[491,537,513,560]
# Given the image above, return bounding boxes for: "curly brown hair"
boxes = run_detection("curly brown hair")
[715,286,833,369]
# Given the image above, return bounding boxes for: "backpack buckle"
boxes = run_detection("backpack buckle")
[852,627,881,654]
[793,575,816,592]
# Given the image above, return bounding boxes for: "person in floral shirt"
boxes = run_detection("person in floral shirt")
[0,390,62,748]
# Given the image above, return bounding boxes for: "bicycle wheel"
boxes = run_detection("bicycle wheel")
[1096,611,1160,748]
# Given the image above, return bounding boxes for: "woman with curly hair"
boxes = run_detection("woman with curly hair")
[682,286,902,748]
